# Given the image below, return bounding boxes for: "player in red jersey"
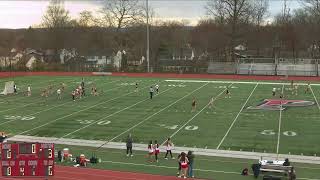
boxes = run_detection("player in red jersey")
[178,152,189,178]
[154,140,160,162]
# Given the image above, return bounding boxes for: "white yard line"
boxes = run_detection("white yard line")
[59,86,176,139]
[0,79,120,123]
[165,79,320,86]
[216,83,259,149]
[0,101,43,113]
[309,85,320,111]
[17,83,154,135]
[0,85,123,126]
[0,78,76,103]
[276,84,285,159]
[163,83,234,145]
[0,79,79,113]
[96,82,209,149]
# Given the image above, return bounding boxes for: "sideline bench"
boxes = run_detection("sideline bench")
[259,159,293,177]
[260,164,292,174]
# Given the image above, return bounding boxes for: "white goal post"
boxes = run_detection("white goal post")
[0,81,14,95]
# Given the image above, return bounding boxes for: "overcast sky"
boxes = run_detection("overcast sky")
[0,0,302,29]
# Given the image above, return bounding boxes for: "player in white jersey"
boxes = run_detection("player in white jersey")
[27,85,31,96]
[272,88,276,96]
[208,96,214,109]
[155,84,159,94]
[57,89,62,99]
[294,84,298,95]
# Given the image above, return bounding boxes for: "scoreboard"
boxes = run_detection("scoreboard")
[1,143,54,177]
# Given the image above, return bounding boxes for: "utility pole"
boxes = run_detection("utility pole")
[146,0,150,73]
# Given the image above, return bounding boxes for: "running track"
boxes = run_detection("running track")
[0,166,207,180]
[1,71,320,81]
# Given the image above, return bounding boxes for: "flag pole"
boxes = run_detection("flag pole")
[146,0,150,73]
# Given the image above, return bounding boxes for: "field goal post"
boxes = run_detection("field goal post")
[0,81,14,95]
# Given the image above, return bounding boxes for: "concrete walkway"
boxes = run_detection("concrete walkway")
[8,135,320,165]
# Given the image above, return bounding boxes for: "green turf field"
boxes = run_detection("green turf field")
[0,76,320,180]
[0,75,320,179]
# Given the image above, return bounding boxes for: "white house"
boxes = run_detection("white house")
[235,44,247,51]
[113,51,122,70]
[26,56,37,69]
[26,55,44,70]
[87,55,107,65]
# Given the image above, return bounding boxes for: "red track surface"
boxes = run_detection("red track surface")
[0,165,207,180]
[1,71,320,81]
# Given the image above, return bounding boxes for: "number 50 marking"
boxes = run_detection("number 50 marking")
[261,130,297,137]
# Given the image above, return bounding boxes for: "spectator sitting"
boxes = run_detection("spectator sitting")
[0,132,8,143]
[289,167,297,180]
[241,168,249,176]
[74,154,89,167]
[79,154,87,167]
[283,158,290,166]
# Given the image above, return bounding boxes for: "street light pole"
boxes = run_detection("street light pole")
[10,48,16,80]
[146,0,150,73]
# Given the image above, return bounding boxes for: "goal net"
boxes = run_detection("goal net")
[0,81,14,95]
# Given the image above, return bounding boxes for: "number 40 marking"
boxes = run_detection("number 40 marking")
[261,130,297,136]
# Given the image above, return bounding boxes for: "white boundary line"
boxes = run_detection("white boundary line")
[96,82,209,149]
[17,83,154,135]
[100,160,239,175]
[216,83,259,149]
[163,83,234,145]
[310,85,320,111]
[59,86,176,138]
[98,160,320,180]
[165,79,320,86]
[276,84,285,159]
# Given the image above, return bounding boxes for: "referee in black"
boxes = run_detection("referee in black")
[126,134,133,157]
[149,86,154,99]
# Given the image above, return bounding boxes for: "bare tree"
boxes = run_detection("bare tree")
[300,0,320,55]
[41,0,72,52]
[78,10,96,27]
[250,0,269,26]
[301,0,320,17]
[41,0,71,28]
[206,0,252,61]
[250,0,269,55]
[99,0,144,31]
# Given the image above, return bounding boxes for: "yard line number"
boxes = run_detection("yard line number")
[76,120,111,125]
[4,115,35,121]
[158,124,198,131]
[261,129,297,137]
